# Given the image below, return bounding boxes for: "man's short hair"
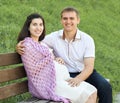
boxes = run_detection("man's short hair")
[61,7,80,18]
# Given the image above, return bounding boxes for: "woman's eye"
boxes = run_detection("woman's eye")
[33,23,37,26]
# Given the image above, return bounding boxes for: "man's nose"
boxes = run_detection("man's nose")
[66,19,71,23]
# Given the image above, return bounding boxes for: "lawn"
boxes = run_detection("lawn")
[0,0,120,102]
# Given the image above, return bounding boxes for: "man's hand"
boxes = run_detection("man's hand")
[16,41,25,55]
[66,77,82,87]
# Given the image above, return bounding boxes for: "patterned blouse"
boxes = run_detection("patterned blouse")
[21,37,69,103]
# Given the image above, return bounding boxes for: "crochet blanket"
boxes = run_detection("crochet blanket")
[21,37,69,103]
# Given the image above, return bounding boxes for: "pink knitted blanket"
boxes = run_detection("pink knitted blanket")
[21,37,69,103]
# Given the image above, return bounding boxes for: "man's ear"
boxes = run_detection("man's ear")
[77,18,80,24]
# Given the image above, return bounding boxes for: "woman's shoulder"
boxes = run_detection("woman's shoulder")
[24,37,32,42]
[23,37,35,47]
[41,42,48,47]
[41,42,53,53]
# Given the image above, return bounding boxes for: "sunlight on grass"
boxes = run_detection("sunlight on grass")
[0,0,120,102]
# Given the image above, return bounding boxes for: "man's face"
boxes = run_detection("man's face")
[61,11,80,32]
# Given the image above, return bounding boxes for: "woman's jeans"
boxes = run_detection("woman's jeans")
[70,69,112,103]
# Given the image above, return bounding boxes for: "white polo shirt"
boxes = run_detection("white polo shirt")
[43,29,95,73]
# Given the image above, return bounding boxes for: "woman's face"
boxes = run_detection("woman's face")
[29,18,44,41]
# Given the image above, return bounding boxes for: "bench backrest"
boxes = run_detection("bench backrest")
[0,52,28,100]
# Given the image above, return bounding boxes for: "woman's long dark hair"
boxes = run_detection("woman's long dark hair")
[17,13,46,42]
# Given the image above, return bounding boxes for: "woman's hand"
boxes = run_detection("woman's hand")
[55,57,65,64]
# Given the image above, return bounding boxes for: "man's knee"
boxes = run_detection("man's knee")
[98,80,112,94]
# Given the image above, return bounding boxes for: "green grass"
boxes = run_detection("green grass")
[0,0,120,102]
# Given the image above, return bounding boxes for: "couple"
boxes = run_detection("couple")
[17,7,112,103]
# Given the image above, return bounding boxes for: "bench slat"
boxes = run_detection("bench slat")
[19,97,63,103]
[34,100,62,103]
[0,66,26,83]
[0,52,22,66]
[0,80,28,100]
[19,97,48,103]
[0,52,63,103]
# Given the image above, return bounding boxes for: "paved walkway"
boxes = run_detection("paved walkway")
[114,93,120,103]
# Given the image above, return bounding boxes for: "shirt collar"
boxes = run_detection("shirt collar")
[75,29,81,40]
[59,29,81,41]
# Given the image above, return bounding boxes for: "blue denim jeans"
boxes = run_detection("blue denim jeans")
[70,69,112,103]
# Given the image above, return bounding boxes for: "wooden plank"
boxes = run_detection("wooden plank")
[0,52,22,66]
[34,100,63,103]
[47,101,63,103]
[18,97,40,103]
[0,52,63,102]
[35,100,51,103]
[19,97,48,103]
[0,66,26,83]
[0,80,28,100]
[19,97,63,103]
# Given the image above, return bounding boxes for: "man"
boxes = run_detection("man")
[16,7,112,103]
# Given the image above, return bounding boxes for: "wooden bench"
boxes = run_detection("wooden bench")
[0,52,62,103]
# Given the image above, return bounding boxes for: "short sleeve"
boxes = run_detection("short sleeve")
[84,37,95,58]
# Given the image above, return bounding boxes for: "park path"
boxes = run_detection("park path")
[114,93,120,103]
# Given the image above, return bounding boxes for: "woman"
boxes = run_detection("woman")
[17,13,97,103]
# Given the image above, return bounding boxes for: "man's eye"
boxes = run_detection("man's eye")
[40,23,43,26]
[63,18,67,20]
[70,17,74,20]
